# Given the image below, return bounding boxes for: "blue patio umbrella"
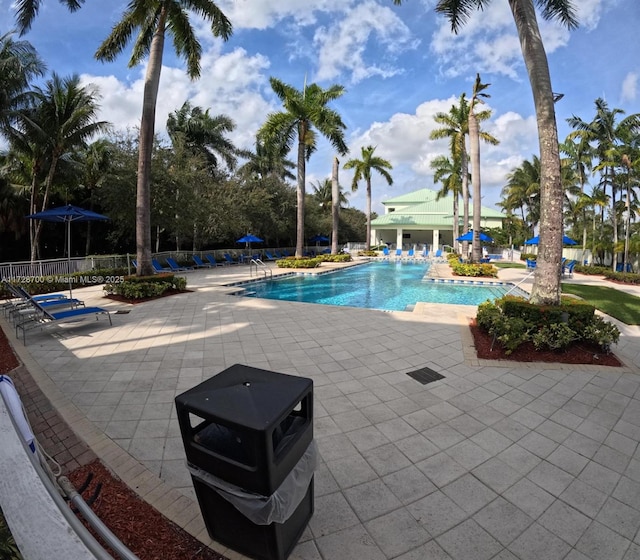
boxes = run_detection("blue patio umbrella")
[456,230,493,243]
[524,235,577,245]
[27,204,109,298]
[237,234,263,252]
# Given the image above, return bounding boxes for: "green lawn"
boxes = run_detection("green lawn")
[494,262,526,269]
[562,283,640,325]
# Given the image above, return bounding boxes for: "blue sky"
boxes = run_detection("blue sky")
[2,0,639,214]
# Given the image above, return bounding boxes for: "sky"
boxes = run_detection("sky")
[2,0,639,215]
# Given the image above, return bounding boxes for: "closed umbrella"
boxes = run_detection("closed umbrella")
[26,205,109,298]
[309,235,329,244]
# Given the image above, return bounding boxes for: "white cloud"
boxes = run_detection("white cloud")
[80,46,272,152]
[313,1,417,83]
[621,72,638,103]
[215,0,353,30]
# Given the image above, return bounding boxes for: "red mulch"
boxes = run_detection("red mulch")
[68,460,226,560]
[0,323,20,374]
[469,320,623,366]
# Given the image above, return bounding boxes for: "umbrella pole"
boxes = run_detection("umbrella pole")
[67,220,73,300]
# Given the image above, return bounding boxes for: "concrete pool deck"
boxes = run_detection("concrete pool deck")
[4,259,640,560]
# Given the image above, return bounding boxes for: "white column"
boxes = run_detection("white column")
[396,229,403,249]
[433,229,440,251]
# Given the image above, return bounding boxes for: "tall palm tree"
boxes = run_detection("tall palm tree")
[468,74,492,261]
[504,155,541,234]
[7,73,108,260]
[0,31,45,134]
[560,135,593,249]
[343,145,393,251]
[167,101,245,172]
[95,1,232,276]
[567,98,640,270]
[431,154,462,250]
[259,77,348,257]
[430,93,497,255]
[395,0,578,304]
[14,0,85,34]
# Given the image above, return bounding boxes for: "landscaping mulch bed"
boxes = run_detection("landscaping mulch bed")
[68,460,226,560]
[469,320,623,366]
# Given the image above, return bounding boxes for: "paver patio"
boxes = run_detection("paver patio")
[3,261,640,560]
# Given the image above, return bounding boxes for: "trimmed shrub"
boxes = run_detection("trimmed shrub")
[531,323,578,351]
[321,254,352,262]
[450,260,498,278]
[275,257,322,268]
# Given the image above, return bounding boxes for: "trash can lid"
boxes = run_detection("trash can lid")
[176,364,312,429]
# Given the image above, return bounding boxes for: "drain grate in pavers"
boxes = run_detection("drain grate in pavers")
[406,367,445,385]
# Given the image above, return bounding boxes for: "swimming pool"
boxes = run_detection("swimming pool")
[236,261,523,312]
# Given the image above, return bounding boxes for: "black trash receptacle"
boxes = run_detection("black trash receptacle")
[175,364,314,560]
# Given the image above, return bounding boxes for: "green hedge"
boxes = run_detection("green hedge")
[476,296,619,354]
[275,257,322,268]
[321,254,352,263]
[103,274,187,299]
[450,260,498,278]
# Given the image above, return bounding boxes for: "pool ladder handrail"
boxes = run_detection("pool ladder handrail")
[250,258,272,279]
[504,269,534,299]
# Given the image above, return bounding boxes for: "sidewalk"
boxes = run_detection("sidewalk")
[4,260,640,560]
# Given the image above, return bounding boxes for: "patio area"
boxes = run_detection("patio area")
[3,262,640,560]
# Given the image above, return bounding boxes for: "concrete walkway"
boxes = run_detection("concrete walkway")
[4,260,640,560]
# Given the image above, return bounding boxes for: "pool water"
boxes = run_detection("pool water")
[239,261,519,311]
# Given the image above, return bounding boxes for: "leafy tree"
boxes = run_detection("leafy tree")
[13,0,85,34]
[239,138,295,182]
[343,145,393,251]
[95,0,232,275]
[431,154,462,250]
[0,31,45,134]
[167,101,246,172]
[7,73,108,259]
[503,155,541,234]
[259,77,348,257]
[394,0,579,304]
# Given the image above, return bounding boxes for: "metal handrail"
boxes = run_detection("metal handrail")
[249,259,272,279]
[504,269,535,298]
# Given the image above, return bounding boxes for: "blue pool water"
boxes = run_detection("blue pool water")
[238,261,519,311]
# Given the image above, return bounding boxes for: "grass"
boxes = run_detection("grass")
[562,283,640,325]
[494,262,526,269]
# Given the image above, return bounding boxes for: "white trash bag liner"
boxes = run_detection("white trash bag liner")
[187,440,317,525]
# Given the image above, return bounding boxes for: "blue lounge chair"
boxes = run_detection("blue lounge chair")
[223,253,239,265]
[204,254,221,267]
[264,251,276,261]
[152,259,171,273]
[166,257,193,271]
[395,248,403,257]
[15,298,112,344]
[407,248,415,257]
[192,255,212,268]
[382,247,390,256]
[526,259,537,270]
[562,259,576,277]
[434,249,443,260]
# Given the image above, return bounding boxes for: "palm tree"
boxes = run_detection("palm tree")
[0,31,45,134]
[94,1,232,276]
[312,178,348,209]
[167,101,245,172]
[430,93,497,255]
[239,138,295,182]
[78,138,112,254]
[7,73,108,260]
[395,0,578,304]
[560,135,593,248]
[431,154,462,250]
[14,0,85,34]
[504,156,541,234]
[259,77,348,257]
[567,98,640,270]
[343,145,393,251]
[468,74,492,261]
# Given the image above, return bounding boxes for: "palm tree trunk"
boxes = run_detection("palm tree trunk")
[31,154,59,262]
[469,112,482,261]
[296,121,307,258]
[365,178,372,251]
[331,156,339,255]
[509,0,563,305]
[461,145,470,256]
[135,10,166,276]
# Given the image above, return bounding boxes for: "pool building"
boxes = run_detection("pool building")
[370,188,504,250]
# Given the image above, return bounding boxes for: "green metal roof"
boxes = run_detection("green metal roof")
[372,188,504,228]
